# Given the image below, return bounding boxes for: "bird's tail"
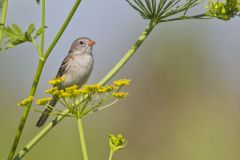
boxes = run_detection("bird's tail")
[36,96,58,127]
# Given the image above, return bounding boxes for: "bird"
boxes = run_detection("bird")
[36,37,95,127]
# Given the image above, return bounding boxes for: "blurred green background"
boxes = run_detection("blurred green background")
[1,0,240,160]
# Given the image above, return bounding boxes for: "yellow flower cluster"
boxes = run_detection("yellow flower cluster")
[58,85,81,98]
[82,84,101,93]
[97,85,116,93]
[44,79,130,99]
[17,96,34,106]
[48,77,65,85]
[36,97,52,105]
[45,87,59,95]
[113,79,131,86]
[112,92,129,98]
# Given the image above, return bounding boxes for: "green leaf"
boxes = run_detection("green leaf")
[27,23,35,35]
[12,23,24,37]
[33,27,43,39]
[1,23,42,50]
[25,23,35,41]
[36,0,41,4]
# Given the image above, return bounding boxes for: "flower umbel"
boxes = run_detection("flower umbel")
[112,92,129,98]
[113,79,131,86]
[109,134,127,152]
[35,79,131,118]
[97,85,116,93]
[36,98,52,105]
[48,76,65,85]
[206,0,240,20]
[18,96,34,106]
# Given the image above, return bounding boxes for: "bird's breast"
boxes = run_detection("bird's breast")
[62,54,93,88]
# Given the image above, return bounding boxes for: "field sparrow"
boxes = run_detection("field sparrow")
[36,37,95,127]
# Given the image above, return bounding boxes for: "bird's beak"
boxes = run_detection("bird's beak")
[88,40,96,46]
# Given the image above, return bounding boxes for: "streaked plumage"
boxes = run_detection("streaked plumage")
[36,37,95,127]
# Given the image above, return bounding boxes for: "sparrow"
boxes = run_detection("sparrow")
[36,37,95,127]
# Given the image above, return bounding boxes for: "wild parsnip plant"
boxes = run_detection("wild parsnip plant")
[0,0,239,160]
[35,78,130,119]
[17,78,130,160]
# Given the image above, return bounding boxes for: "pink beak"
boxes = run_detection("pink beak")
[88,39,96,46]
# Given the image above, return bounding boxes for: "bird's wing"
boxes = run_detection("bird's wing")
[56,54,73,78]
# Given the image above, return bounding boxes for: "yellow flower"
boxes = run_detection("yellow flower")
[113,79,131,86]
[82,84,101,93]
[64,85,82,97]
[58,90,71,98]
[112,92,129,98]
[45,87,59,94]
[65,85,78,93]
[48,77,65,85]
[36,98,52,105]
[78,88,89,94]
[17,96,34,106]
[97,85,116,93]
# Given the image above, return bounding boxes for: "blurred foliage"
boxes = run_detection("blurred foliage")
[0,0,2,10]
[206,0,240,20]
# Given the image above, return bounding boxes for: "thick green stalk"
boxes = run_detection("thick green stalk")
[0,0,8,45]
[8,0,82,159]
[8,59,45,160]
[77,118,89,160]
[14,21,157,159]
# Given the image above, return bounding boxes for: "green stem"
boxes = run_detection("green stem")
[14,20,157,159]
[8,59,45,160]
[108,151,114,160]
[13,109,68,160]
[99,20,157,85]
[0,0,8,46]
[9,0,81,159]
[43,0,81,59]
[41,0,45,53]
[83,99,119,117]
[32,39,44,60]
[160,13,207,22]
[77,118,89,160]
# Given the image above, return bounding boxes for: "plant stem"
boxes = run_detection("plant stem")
[0,0,8,46]
[108,150,114,160]
[83,99,119,116]
[14,20,157,159]
[8,59,45,160]
[41,0,45,53]
[9,0,82,159]
[160,13,207,22]
[32,39,44,60]
[77,118,89,160]
[13,109,68,160]
[99,20,157,85]
[43,0,81,59]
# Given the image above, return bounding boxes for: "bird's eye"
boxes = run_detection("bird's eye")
[79,41,84,45]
